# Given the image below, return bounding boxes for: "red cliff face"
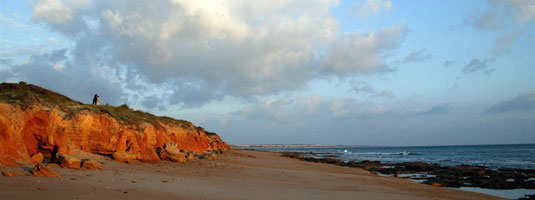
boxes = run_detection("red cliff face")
[0,83,231,167]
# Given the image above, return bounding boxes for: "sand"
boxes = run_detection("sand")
[0,150,505,200]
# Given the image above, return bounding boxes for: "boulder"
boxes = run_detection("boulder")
[112,151,138,163]
[46,163,61,168]
[206,154,217,160]
[56,153,82,169]
[31,164,60,178]
[160,143,187,163]
[431,182,442,187]
[31,153,44,163]
[186,153,196,161]
[0,156,18,167]
[81,159,104,170]
[2,171,21,177]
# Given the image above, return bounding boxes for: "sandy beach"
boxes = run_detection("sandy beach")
[0,149,505,200]
[2,0,534,198]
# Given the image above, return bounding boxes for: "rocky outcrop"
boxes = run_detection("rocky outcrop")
[0,156,18,167]
[57,153,82,169]
[31,164,60,178]
[160,143,187,163]
[2,171,21,177]
[281,152,535,190]
[81,159,103,170]
[30,153,43,163]
[206,154,217,160]
[112,152,138,163]
[186,153,196,161]
[0,82,231,167]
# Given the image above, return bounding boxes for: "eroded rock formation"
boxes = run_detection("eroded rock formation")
[31,164,60,178]
[0,82,231,167]
[57,153,82,169]
[160,143,187,163]
[2,170,21,177]
[81,159,103,170]
[30,153,43,164]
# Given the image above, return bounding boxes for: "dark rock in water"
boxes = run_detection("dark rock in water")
[518,194,535,200]
[280,151,535,190]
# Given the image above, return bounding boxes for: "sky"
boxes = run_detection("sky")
[0,0,534,146]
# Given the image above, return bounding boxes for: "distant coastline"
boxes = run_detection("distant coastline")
[232,144,387,148]
[232,143,535,148]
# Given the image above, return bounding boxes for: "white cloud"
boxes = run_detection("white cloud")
[237,95,392,124]
[0,14,30,28]
[4,49,125,104]
[14,0,407,108]
[490,30,520,56]
[463,59,491,74]
[199,95,484,145]
[511,0,535,22]
[321,22,407,76]
[298,94,323,114]
[46,37,58,42]
[31,0,91,35]
[487,90,535,113]
[348,79,394,98]
[400,49,432,63]
[32,0,74,24]
[467,0,535,57]
[355,0,392,19]
[53,63,63,70]
[415,104,452,115]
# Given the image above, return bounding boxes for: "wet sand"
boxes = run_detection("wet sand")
[0,150,505,200]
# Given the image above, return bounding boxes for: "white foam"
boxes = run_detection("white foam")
[450,187,535,199]
[343,151,414,156]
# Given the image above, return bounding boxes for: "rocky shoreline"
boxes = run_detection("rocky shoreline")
[0,150,508,200]
[280,152,535,197]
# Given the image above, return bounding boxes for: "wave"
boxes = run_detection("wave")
[257,145,535,170]
[341,151,418,156]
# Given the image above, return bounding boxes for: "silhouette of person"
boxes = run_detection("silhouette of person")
[92,94,98,105]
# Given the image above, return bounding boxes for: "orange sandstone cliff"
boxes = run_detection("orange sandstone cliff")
[0,82,231,167]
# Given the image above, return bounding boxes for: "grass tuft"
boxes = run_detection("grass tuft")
[0,82,202,132]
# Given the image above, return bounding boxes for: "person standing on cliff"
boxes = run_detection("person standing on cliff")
[92,94,99,105]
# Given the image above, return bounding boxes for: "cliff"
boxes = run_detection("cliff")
[0,82,231,167]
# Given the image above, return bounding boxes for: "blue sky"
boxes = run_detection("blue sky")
[1,0,534,146]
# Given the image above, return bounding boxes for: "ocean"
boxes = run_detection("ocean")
[248,144,535,170]
[245,144,535,199]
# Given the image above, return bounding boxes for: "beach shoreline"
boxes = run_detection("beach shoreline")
[0,149,507,200]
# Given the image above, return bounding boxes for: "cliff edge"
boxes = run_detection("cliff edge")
[0,82,231,167]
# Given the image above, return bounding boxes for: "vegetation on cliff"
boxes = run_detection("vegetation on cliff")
[0,81,196,131]
[0,81,230,167]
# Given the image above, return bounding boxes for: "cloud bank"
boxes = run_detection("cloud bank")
[463,59,490,74]
[355,0,392,19]
[487,90,535,113]
[2,0,407,108]
[467,0,535,57]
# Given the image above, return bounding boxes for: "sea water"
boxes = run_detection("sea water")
[249,144,535,170]
[246,144,535,199]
